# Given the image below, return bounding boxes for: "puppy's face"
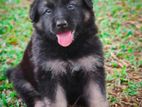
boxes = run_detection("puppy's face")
[30,0,93,47]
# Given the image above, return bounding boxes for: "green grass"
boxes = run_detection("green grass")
[0,1,32,106]
[0,0,142,107]
[93,0,142,106]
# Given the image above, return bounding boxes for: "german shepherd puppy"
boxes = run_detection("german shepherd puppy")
[7,0,109,107]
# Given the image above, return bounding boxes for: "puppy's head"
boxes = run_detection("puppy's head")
[30,0,94,47]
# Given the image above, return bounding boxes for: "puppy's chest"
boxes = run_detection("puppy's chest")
[39,56,103,76]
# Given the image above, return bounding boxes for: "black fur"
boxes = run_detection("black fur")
[83,0,93,9]
[6,0,108,107]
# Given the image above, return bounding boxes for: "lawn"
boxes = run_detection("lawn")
[0,0,142,107]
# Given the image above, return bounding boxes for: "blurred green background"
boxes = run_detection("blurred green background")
[0,0,142,107]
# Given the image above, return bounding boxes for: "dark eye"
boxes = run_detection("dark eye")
[67,4,75,10]
[43,8,52,15]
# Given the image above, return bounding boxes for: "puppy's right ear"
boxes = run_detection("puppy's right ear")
[30,0,39,23]
[83,0,93,9]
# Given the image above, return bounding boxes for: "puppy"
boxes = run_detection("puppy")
[7,0,109,107]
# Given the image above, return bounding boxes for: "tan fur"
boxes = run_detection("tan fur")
[35,20,42,31]
[34,98,51,107]
[52,85,67,107]
[41,55,103,76]
[70,56,103,73]
[34,100,45,107]
[84,10,91,22]
[41,60,67,76]
[77,56,103,71]
[85,81,109,107]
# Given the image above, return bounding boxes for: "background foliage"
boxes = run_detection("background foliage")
[0,0,142,107]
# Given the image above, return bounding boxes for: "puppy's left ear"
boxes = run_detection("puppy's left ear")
[30,0,39,23]
[83,0,93,9]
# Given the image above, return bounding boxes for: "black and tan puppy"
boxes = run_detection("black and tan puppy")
[7,0,109,107]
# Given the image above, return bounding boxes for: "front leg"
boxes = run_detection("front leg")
[75,55,109,107]
[34,85,67,107]
[37,71,67,107]
[85,80,109,107]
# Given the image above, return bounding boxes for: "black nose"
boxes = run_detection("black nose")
[56,20,68,29]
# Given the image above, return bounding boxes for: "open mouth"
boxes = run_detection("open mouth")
[56,31,74,47]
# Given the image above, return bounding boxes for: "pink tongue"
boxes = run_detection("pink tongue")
[57,31,73,47]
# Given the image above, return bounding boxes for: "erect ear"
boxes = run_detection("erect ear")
[83,0,93,9]
[30,0,39,23]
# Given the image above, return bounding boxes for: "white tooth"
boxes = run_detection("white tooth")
[72,30,75,40]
